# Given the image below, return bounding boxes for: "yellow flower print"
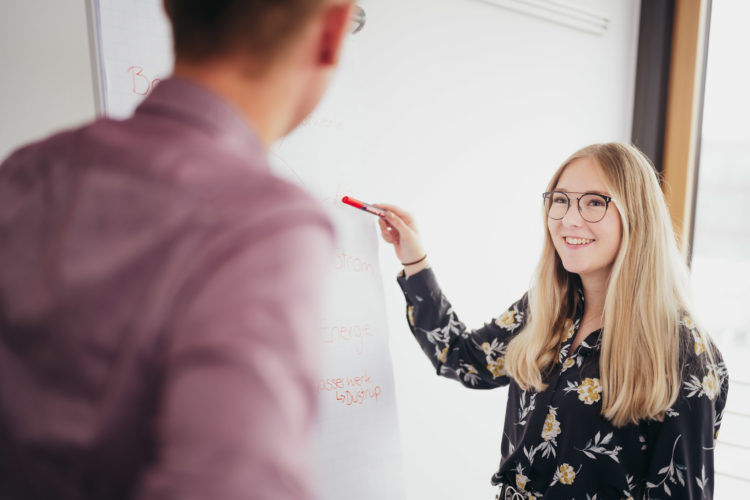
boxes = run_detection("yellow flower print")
[694,338,706,355]
[541,408,561,441]
[495,309,516,329]
[562,319,575,341]
[702,372,719,400]
[407,305,415,326]
[515,473,529,491]
[682,315,695,330]
[577,377,602,405]
[438,345,449,363]
[561,357,575,372]
[487,358,506,378]
[557,463,576,485]
[481,342,492,355]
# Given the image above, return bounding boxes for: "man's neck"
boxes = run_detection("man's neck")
[172,58,297,149]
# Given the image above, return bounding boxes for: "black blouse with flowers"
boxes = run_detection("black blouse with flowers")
[397,268,728,499]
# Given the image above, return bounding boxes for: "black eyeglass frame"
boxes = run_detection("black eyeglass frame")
[351,5,366,34]
[542,191,613,223]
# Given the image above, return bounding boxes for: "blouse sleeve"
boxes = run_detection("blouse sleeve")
[396,267,528,389]
[643,334,729,499]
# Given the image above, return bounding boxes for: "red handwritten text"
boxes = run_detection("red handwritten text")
[318,370,382,406]
[320,323,375,355]
[127,66,161,96]
[300,114,344,130]
[334,249,373,274]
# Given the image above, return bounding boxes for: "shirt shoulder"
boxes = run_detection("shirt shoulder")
[676,314,728,402]
[677,314,723,368]
[1,121,87,171]
[202,170,335,244]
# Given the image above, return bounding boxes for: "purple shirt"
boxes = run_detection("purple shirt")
[0,78,334,500]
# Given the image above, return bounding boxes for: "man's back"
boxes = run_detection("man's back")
[0,78,333,500]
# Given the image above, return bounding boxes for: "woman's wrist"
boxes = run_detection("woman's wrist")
[401,254,427,266]
[403,255,429,277]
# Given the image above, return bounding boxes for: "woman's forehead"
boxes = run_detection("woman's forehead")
[555,157,609,193]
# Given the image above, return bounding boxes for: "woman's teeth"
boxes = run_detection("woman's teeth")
[565,237,593,245]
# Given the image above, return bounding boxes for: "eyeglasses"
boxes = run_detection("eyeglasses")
[542,191,613,223]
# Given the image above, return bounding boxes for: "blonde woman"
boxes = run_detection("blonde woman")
[378,143,728,499]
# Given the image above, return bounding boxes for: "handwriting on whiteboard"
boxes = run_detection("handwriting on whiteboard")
[127,65,162,96]
[320,323,375,355]
[318,369,383,406]
[334,249,373,274]
[299,114,345,131]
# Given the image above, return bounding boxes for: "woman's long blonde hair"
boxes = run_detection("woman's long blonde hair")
[505,142,711,427]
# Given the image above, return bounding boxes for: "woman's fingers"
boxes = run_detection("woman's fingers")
[383,210,412,236]
[373,203,425,263]
[373,203,415,228]
[372,202,403,213]
[378,217,398,244]
[384,211,425,260]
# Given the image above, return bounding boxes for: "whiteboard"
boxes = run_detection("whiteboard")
[88,2,405,499]
[270,43,406,500]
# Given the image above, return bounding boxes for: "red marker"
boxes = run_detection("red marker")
[341,196,387,217]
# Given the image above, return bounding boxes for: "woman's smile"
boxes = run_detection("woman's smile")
[563,236,595,247]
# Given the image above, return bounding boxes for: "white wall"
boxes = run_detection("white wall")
[0,0,97,160]
[0,1,641,499]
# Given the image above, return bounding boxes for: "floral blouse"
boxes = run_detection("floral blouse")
[397,268,729,499]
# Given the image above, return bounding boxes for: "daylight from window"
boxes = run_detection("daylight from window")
[690,0,750,494]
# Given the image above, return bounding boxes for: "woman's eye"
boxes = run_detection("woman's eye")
[552,195,567,204]
[587,198,604,207]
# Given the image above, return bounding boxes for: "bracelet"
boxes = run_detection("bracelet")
[401,254,427,266]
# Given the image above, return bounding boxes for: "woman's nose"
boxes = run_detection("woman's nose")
[561,201,585,226]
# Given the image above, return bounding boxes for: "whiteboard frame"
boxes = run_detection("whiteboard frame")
[85,0,106,117]
[476,0,610,35]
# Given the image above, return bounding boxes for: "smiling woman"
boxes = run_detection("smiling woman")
[544,158,622,297]
[377,142,728,498]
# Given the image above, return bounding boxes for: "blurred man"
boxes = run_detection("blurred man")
[0,1,354,499]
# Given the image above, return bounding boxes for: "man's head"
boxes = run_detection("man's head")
[164,0,327,63]
[164,0,355,143]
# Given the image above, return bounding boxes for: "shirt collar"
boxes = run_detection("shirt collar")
[562,277,602,357]
[135,76,266,164]
[576,330,602,357]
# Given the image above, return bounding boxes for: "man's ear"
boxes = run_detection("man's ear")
[317,2,356,66]
[162,0,173,20]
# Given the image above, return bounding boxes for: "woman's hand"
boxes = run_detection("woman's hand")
[374,203,428,276]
